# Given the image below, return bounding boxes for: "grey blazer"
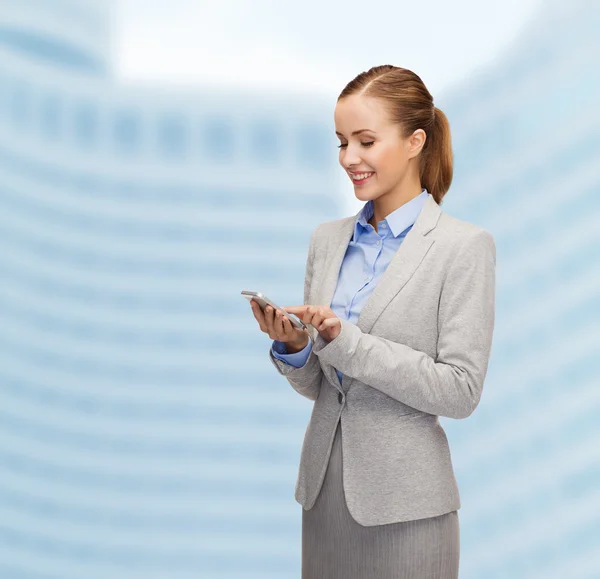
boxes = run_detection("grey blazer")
[269,193,496,526]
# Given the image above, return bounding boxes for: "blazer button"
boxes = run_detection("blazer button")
[338,392,343,404]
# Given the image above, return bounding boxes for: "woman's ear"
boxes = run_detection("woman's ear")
[408,128,426,158]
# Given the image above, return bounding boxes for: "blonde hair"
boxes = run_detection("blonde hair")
[338,65,453,204]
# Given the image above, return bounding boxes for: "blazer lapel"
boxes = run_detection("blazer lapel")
[313,194,442,389]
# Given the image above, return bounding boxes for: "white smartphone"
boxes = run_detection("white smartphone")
[241,290,307,330]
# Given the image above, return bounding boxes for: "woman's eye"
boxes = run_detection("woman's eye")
[337,142,374,149]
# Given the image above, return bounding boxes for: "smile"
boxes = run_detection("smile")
[350,172,374,185]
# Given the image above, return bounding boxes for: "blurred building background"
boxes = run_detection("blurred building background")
[0,0,599,578]
[0,1,341,578]
[440,3,600,577]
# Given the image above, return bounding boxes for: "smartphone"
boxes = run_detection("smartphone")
[241,290,307,330]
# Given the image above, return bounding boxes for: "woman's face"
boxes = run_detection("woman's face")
[334,94,425,202]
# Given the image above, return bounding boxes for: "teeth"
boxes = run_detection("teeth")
[352,172,373,180]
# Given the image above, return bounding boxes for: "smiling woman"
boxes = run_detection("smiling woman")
[334,65,453,229]
[267,64,496,579]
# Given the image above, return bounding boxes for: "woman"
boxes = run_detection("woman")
[250,65,496,578]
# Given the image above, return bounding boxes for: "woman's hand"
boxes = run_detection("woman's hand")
[282,305,341,344]
[249,299,309,351]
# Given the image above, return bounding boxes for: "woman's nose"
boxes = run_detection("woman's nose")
[343,152,363,169]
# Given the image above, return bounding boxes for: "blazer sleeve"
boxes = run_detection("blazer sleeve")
[312,229,496,419]
[268,224,324,402]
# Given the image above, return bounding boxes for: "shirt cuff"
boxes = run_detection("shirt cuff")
[271,336,313,367]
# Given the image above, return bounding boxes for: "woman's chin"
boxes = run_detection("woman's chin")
[355,188,377,201]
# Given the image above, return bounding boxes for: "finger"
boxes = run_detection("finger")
[274,310,286,339]
[283,306,305,315]
[320,317,338,331]
[250,300,261,317]
[302,310,314,327]
[249,300,264,322]
[307,312,323,329]
[250,300,263,316]
[281,315,298,339]
[314,314,333,331]
[280,314,291,336]
[264,306,276,335]
[263,305,272,327]
[300,305,313,325]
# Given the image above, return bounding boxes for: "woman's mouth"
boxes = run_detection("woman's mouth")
[350,172,375,185]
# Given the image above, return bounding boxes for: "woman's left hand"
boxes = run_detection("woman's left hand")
[282,305,341,343]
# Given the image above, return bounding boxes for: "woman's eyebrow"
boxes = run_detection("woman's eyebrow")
[335,129,375,136]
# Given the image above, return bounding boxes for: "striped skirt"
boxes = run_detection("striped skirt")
[302,420,460,579]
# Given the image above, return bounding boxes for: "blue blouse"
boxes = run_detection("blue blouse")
[272,189,428,385]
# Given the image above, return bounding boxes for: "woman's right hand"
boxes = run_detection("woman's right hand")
[249,299,309,351]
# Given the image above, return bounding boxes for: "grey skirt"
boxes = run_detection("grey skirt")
[302,420,460,579]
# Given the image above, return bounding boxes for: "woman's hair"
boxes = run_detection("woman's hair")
[338,65,453,204]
